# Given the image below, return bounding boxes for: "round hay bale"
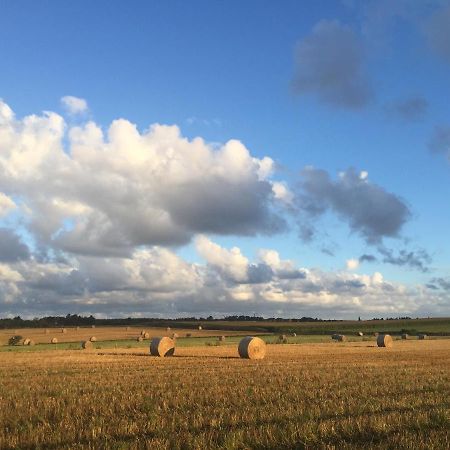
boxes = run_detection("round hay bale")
[61,328,67,334]
[198,325,202,330]
[140,330,146,336]
[28,339,35,346]
[166,327,171,332]
[23,338,31,346]
[171,333,179,339]
[238,336,266,360]
[219,335,226,342]
[357,332,363,337]
[137,336,143,342]
[150,337,175,357]
[337,334,347,342]
[401,333,408,340]
[278,334,288,344]
[51,337,58,344]
[377,334,393,348]
[418,333,427,340]
[143,332,150,339]
[186,333,192,337]
[82,340,93,349]
[89,336,97,342]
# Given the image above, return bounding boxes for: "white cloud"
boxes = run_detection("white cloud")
[61,95,88,115]
[346,258,360,270]
[0,100,285,257]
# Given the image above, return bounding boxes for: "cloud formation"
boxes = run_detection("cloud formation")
[296,167,411,244]
[0,236,447,319]
[61,96,89,115]
[0,100,284,258]
[0,99,437,318]
[292,20,372,109]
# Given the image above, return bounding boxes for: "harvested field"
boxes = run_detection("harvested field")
[0,326,250,346]
[0,339,449,449]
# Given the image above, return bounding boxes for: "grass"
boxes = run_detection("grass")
[0,339,449,449]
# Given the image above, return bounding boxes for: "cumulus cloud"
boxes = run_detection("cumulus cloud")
[292,20,372,109]
[296,167,411,245]
[0,100,285,257]
[385,96,428,121]
[0,237,446,318]
[61,96,88,115]
[0,99,437,317]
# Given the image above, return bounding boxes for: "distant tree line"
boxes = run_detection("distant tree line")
[0,314,415,329]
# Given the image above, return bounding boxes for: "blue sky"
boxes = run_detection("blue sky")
[0,1,449,318]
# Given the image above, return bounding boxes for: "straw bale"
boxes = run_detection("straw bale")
[51,337,58,344]
[377,334,393,348]
[238,336,266,360]
[150,337,175,357]
[82,340,93,349]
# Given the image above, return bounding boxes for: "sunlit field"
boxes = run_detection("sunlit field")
[0,332,449,449]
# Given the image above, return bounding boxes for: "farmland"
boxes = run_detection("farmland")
[0,323,449,449]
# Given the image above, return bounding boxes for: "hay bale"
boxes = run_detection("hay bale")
[238,336,266,360]
[91,325,95,329]
[278,334,288,344]
[377,334,393,348]
[186,333,192,337]
[28,339,35,346]
[401,333,408,340]
[140,330,146,336]
[418,333,427,340]
[198,325,202,330]
[89,336,97,342]
[51,337,58,344]
[150,337,175,357]
[23,338,31,346]
[357,332,364,336]
[171,333,179,339]
[292,332,297,337]
[337,334,347,342]
[219,335,226,342]
[61,328,67,334]
[82,340,93,349]
[166,327,171,332]
[137,336,143,342]
[143,332,150,339]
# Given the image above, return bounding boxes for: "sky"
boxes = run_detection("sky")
[0,0,449,319]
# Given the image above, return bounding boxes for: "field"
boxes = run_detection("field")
[0,325,449,449]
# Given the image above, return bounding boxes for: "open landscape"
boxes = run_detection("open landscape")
[1,320,449,449]
[2,2,450,448]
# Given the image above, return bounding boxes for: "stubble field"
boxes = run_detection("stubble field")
[0,337,449,449]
